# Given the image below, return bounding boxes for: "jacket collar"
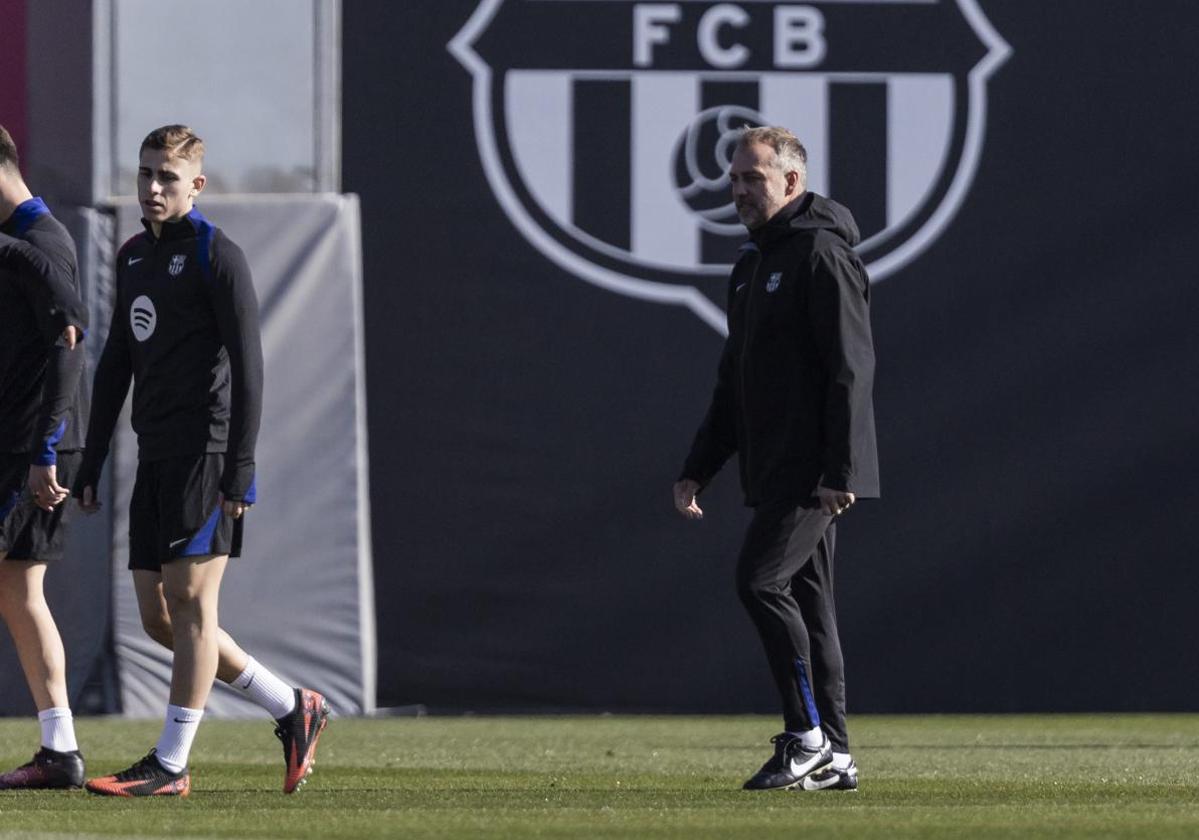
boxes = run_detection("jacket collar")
[748,192,812,250]
[141,206,209,242]
[1,196,50,236]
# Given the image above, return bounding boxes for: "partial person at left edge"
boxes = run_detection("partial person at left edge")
[0,123,91,790]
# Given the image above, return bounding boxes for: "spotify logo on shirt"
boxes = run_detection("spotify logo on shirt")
[130,295,157,342]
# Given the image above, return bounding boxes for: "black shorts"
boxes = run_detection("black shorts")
[129,453,244,572]
[0,450,81,563]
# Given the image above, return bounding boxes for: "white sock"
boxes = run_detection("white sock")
[831,751,853,770]
[229,657,296,719]
[37,707,78,753]
[789,727,825,749]
[154,704,203,773]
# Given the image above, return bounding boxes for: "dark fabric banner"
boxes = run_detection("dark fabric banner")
[0,0,28,155]
[345,1,1199,714]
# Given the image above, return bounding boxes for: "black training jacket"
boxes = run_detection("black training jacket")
[77,207,262,501]
[0,197,90,462]
[680,192,880,507]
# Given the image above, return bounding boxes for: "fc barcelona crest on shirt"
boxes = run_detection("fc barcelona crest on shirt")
[450,0,1010,333]
[766,272,782,293]
[169,254,187,277]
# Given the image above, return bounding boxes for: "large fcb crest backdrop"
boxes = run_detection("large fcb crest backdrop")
[347,2,1199,714]
[451,0,1010,332]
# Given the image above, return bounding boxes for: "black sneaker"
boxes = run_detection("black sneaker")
[84,749,190,797]
[275,688,331,793]
[802,760,859,791]
[0,747,85,790]
[742,732,833,790]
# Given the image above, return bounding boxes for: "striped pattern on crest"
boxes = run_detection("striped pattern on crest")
[506,72,954,271]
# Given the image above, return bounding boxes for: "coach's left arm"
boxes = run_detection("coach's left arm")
[807,245,876,496]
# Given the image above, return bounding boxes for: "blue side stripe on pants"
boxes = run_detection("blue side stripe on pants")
[794,658,822,728]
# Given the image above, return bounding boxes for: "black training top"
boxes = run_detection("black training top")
[679,192,880,507]
[0,197,90,462]
[77,206,263,502]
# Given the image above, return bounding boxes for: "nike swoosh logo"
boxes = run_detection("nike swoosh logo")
[735,284,747,292]
[128,257,144,265]
[244,674,256,690]
[169,538,189,550]
[173,717,189,723]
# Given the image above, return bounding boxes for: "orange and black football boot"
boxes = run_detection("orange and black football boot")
[274,688,330,793]
[84,749,190,797]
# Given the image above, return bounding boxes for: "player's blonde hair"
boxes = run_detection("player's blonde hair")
[738,126,808,189]
[140,124,205,163]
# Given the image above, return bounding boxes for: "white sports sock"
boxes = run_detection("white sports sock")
[154,704,203,773]
[229,657,296,720]
[789,727,825,749]
[831,751,853,771]
[796,723,824,742]
[37,707,78,753]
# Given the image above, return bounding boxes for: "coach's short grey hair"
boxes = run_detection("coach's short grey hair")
[737,126,808,189]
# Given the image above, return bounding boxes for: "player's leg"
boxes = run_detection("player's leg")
[182,453,329,794]
[131,569,173,649]
[792,524,857,791]
[0,454,86,790]
[84,552,226,799]
[129,531,327,792]
[86,459,196,797]
[107,454,327,794]
[734,501,834,790]
[0,466,69,712]
[120,554,227,785]
[160,551,227,709]
[134,567,272,685]
[122,458,235,697]
[0,560,70,711]
[0,555,85,790]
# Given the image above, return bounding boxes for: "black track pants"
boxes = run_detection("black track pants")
[735,501,848,752]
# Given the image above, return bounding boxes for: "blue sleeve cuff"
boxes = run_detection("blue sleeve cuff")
[31,420,67,466]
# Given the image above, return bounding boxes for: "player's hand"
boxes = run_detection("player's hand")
[673,479,704,520]
[28,464,70,511]
[61,325,79,349]
[814,486,855,516]
[78,485,102,514]
[222,498,249,519]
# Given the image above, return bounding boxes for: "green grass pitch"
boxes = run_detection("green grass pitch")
[1,714,1197,838]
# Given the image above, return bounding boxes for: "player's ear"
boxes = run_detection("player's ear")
[191,172,206,197]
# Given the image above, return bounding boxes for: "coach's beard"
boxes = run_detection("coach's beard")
[736,202,764,230]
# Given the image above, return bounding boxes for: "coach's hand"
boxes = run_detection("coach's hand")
[28,464,69,512]
[78,485,102,514]
[673,479,704,520]
[814,486,855,516]
[222,499,249,519]
[61,325,79,350]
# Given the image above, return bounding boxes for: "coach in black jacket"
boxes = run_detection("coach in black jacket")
[674,126,878,792]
